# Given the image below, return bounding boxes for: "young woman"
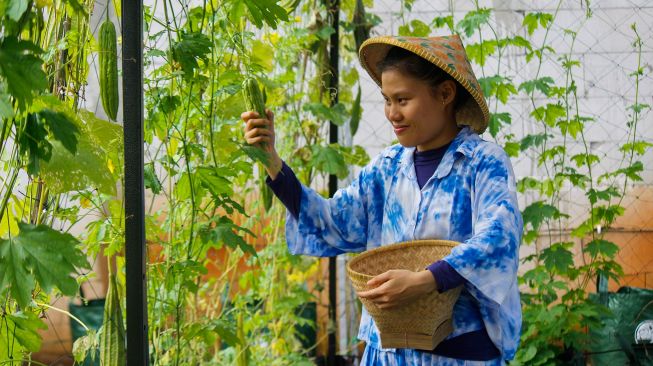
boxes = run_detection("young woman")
[242,35,522,365]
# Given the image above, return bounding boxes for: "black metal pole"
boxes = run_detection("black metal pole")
[327,0,340,365]
[123,0,148,364]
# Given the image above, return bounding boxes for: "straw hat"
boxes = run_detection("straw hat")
[358,35,489,134]
[347,240,462,350]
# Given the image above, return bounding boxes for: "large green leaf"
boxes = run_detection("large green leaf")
[310,144,348,179]
[7,311,47,351]
[0,311,46,362]
[541,242,575,274]
[522,201,567,232]
[456,8,492,37]
[0,222,90,308]
[38,108,80,155]
[3,0,29,20]
[0,37,47,109]
[171,32,212,80]
[243,0,289,29]
[17,112,51,175]
[584,239,619,258]
[39,109,122,195]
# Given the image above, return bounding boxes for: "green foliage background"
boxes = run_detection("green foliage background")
[0,0,650,365]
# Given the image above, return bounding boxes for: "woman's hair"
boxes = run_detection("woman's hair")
[376,46,471,110]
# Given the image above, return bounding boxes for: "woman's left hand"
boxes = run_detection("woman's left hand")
[357,270,437,309]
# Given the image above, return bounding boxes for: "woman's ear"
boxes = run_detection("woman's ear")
[439,80,457,106]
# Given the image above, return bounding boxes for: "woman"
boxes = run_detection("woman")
[242,35,522,365]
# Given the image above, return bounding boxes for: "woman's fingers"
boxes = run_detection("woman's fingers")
[244,127,273,145]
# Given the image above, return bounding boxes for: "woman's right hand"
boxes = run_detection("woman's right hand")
[241,109,283,180]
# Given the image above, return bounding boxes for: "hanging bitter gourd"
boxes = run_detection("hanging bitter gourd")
[99,18,119,121]
[99,273,126,366]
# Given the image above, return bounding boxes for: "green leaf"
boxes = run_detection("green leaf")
[488,112,511,137]
[5,0,29,21]
[39,110,121,195]
[38,108,80,155]
[207,217,257,256]
[586,187,620,204]
[477,75,516,104]
[531,103,566,127]
[456,8,492,37]
[627,102,650,114]
[430,15,454,32]
[0,222,90,308]
[465,40,497,66]
[72,329,98,363]
[171,32,212,79]
[522,12,553,35]
[310,144,348,179]
[584,239,619,258]
[570,153,599,167]
[518,345,538,363]
[620,141,653,156]
[398,20,431,37]
[196,167,233,197]
[538,145,566,166]
[506,36,532,50]
[350,85,362,136]
[522,201,566,232]
[0,37,47,109]
[504,141,519,157]
[303,102,347,126]
[17,112,52,175]
[243,0,289,29]
[338,144,369,167]
[541,242,574,274]
[0,86,13,118]
[518,77,554,96]
[144,163,162,194]
[520,133,550,151]
[5,312,47,352]
[63,0,88,16]
[212,321,240,346]
[556,116,584,139]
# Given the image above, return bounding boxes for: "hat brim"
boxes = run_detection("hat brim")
[358,36,489,134]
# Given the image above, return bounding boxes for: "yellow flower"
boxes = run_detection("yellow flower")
[107,158,115,174]
[266,32,280,46]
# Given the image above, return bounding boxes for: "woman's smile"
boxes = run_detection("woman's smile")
[392,124,409,135]
[381,69,459,151]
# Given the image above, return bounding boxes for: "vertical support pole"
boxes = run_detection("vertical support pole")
[327,0,340,365]
[122,0,149,364]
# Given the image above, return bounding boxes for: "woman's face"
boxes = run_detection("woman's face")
[381,68,459,151]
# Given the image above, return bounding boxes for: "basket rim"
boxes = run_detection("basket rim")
[346,239,460,280]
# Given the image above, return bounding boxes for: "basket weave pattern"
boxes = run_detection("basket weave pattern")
[347,240,463,350]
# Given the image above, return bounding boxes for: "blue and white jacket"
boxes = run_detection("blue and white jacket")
[285,127,522,360]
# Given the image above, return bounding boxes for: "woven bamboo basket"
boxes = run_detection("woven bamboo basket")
[347,240,463,350]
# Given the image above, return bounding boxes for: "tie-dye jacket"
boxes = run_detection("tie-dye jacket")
[285,127,522,360]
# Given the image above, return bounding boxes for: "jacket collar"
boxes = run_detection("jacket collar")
[389,127,479,180]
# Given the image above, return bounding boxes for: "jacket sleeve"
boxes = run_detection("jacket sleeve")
[284,158,385,257]
[443,144,522,306]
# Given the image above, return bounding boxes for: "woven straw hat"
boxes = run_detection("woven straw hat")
[346,240,462,350]
[358,35,489,134]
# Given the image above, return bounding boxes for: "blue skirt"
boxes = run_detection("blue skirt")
[360,344,504,366]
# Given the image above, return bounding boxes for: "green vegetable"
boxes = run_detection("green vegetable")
[99,273,126,366]
[99,19,119,121]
